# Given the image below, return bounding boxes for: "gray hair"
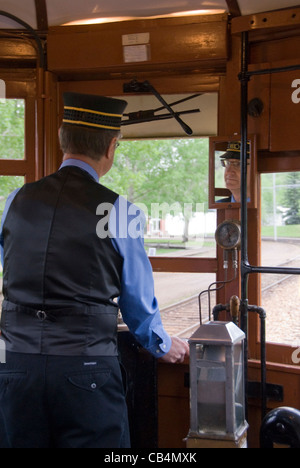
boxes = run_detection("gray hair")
[59,123,119,161]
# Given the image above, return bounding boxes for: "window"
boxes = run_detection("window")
[0,92,32,300]
[0,176,24,216]
[0,176,25,284]
[0,99,25,160]
[102,138,217,336]
[154,271,216,337]
[261,172,300,348]
[102,138,217,258]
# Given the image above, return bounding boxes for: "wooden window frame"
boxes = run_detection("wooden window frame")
[0,78,38,183]
[254,159,300,367]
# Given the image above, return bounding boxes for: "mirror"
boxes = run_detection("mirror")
[209,135,257,209]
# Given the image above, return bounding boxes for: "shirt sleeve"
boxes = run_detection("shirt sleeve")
[109,196,172,358]
[0,189,20,267]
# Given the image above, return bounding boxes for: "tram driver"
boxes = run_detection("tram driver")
[0,92,189,448]
[218,141,250,203]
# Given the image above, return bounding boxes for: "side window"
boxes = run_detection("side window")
[0,176,24,217]
[0,98,26,298]
[0,99,25,160]
[102,138,217,337]
[261,172,300,348]
[102,138,216,258]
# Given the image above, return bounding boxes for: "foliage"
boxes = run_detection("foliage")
[261,173,300,227]
[0,176,24,218]
[0,99,24,160]
[103,139,208,204]
[0,100,25,217]
[283,172,300,225]
[101,138,209,240]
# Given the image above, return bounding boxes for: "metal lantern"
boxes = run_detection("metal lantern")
[187,321,248,448]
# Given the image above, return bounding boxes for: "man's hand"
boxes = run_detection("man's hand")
[160,337,189,364]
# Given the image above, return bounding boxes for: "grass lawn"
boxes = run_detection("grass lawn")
[261,225,300,238]
[144,237,215,255]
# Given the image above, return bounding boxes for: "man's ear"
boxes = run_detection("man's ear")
[106,137,118,161]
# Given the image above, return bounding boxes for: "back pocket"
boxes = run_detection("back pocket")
[66,370,111,393]
[0,370,27,394]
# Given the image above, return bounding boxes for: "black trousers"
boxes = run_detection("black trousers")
[0,352,130,448]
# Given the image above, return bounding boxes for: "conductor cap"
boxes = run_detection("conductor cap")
[220,141,250,160]
[63,92,128,131]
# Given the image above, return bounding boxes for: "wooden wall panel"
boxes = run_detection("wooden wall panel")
[270,67,300,151]
[218,36,241,137]
[248,69,270,150]
[47,14,228,76]
[218,39,270,150]
[157,361,190,448]
[0,38,37,64]
[248,361,300,447]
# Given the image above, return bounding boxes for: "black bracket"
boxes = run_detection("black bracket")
[122,80,201,135]
[248,381,284,402]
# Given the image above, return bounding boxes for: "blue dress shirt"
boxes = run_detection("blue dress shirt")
[0,159,171,357]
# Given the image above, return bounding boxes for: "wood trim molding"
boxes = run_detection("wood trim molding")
[150,257,218,273]
[232,7,300,34]
[34,0,48,32]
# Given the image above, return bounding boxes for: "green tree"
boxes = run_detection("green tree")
[102,138,209,240]
[0,99,25,160]
[0,99,25,218]
[283,172,300,225]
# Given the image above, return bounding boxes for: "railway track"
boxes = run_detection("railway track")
[261,255,300,292]
[161,255,300,339]
[161,294,213,338]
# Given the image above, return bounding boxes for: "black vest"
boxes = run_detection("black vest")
[1,166,123,356]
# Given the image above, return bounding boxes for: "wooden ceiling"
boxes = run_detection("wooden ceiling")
[1,0,300,31]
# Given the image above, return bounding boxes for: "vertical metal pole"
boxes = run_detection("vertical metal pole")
[273,174,278,241]
[260,311,267,419]
[239,31,250,417]
[240,31,250,332]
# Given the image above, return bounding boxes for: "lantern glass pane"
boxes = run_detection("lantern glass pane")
[234,342,245,431]
[197,344,227,435]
